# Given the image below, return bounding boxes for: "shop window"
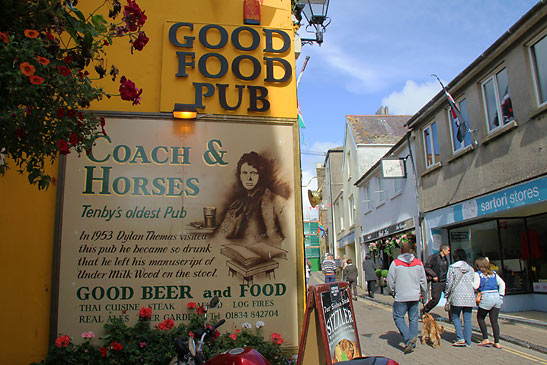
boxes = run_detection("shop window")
[422,122,440,168]
[481,67,514,133]
[498,218,530,294]
[523,213,547,293]
[448,98,472,152]
[530,33,547,106]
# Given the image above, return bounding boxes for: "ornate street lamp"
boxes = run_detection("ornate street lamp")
[294,0,331,45]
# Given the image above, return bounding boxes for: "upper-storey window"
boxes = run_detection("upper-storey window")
[348,195,355,227]
[448,98,472,152]
[423,121,440,168]
[346,150,351,180]
[362,184,371,212]
[375,175,385,204]
[482,68,514,133]
[530,33,547,106]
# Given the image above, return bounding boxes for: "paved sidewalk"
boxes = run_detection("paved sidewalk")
[308,271,547,354]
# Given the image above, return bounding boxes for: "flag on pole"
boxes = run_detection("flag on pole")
[432,74,468,143]
[297,101,306,128]
[317,222,325,237]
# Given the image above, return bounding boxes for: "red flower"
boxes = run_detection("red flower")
[123,0,147,32]
[132,31,149,52]
[213,330,220,339]
[29,75,44,85]
[14,128,25,138]
[78,111,85,121]
[36,56,50,65]
[55,334,70,348]
[229,333,237,340]
[58,139,70,155]
[58,65,71,76]
[64,55,74,64]
[0,32,8,43]
[20,62,35,76]
[139,307,152,319]
[45,31,55,41]
[110,341,123,351]
[187,302,197,309]
[103,39,110,46]
[99,347,108,357]
[157,318,174,330]
[119,76,142,105]
[24,29,39,38]
[69,133,79,146]
[188,331,195,339]
[78,70,89,80]
[67,109,76,118]
[196,305,205,315]
[271,333,285,345]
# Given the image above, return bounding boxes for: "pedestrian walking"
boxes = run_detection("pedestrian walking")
[322,253,336,283]
[473,257,506,349]
[422,244,451,316]
[343,258,358,300]
[387,241,427,354]
[363,254,377,298]
[445,248,475,347]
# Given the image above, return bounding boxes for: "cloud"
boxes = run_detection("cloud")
[381,80,441,115]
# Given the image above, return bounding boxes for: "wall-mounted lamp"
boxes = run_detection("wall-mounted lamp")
[293,0,331,46]
[173,103,197,120]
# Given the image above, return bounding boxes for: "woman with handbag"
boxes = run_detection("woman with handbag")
[445,249,475,347]
[473,257,506,349]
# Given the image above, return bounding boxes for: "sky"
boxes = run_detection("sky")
[296,0,539,219]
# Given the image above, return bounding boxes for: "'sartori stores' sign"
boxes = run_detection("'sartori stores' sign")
[54,116,298,345]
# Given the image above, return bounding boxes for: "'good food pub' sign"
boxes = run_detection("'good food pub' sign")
[161,22,294,115]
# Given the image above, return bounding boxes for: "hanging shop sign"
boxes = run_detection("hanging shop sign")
[160,21,294,116]
[363,217,414,243]
[53,116,299,345]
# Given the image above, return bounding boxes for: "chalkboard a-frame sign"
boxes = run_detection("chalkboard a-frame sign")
[297,282,361,364]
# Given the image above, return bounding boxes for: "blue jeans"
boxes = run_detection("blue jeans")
[450,306,472,346]
[325,273,335,283]
[393,301,419,346]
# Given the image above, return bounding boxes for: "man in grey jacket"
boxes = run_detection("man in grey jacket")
[387,241,427,354]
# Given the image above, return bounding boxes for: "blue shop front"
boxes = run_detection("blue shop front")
[422,175,547,312]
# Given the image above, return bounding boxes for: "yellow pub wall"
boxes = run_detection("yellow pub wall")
[0,1,297,363]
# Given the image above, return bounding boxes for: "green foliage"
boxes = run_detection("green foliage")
[37,307,292,364]
[0,0,148,189]
[375,268,382,277]
[381,269,389,278]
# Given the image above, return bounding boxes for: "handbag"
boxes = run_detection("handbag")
[444,273,464,312]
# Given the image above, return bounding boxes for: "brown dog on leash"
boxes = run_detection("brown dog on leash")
[421,313,444,348]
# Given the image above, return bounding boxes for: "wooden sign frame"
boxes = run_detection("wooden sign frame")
[297,282,361,364]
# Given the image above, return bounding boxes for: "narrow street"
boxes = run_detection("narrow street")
[308,272,547,364]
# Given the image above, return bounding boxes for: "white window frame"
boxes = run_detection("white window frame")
[392,177,403,196]
[362,184,371,212]
[529,31,547,107]
[375,175,385,205]
[447,98,472,153]
[348,195,354,227]
[422,121,440,168]
[481,67,514,133]
[346,150,351,181]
